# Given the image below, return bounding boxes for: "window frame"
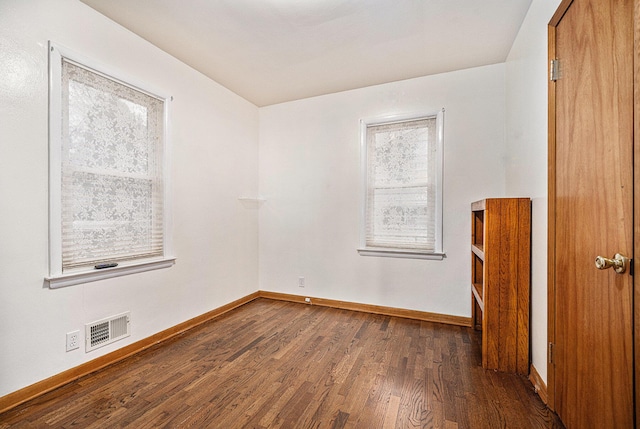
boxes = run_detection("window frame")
[46,42,175,288]
[358,110,445,260]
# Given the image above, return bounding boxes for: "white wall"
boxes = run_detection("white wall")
[505,0,561,384]
[0,0,259,397]
[259,64,507,317]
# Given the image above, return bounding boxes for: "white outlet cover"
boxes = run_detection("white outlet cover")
[66,331,80,351]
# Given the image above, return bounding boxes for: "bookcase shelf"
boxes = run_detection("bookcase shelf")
[471,244,484,259]
[471,198,531,375]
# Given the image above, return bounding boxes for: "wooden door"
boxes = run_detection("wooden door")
[549,0,635,428]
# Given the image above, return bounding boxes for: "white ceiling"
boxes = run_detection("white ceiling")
[80,0,532,107]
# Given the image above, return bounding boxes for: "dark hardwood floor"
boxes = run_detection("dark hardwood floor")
[0,298,564,428]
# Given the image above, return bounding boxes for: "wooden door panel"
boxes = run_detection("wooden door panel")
[635,0,640,422]
[552,0,634,427]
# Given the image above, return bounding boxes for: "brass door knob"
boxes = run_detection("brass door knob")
[595,253,629,274]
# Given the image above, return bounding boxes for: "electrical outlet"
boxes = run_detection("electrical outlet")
[66,330,80,352]
[298,277,305,287]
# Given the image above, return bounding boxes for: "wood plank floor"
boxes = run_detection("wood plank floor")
[0,299,564,428]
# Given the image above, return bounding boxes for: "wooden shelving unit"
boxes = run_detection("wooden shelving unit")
[471,198,531,375]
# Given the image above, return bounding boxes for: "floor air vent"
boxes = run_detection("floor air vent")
[85,312,130,352]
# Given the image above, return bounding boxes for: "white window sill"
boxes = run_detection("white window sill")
[45,257,176,289]
[357,248,445,260]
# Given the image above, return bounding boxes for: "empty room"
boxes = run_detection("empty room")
[0,0,637,427]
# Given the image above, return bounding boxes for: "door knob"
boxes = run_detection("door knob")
[595,253,629,274]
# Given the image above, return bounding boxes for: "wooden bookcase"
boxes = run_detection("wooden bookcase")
[471,198,531,375]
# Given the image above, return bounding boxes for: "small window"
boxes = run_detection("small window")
[358,110,444,259]
[47,42,174,288]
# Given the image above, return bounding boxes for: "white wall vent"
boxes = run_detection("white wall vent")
[85,311,130,352]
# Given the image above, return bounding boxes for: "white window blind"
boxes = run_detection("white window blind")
[360,111,443,258]
[47,42,174,288]
[60,59,165,270]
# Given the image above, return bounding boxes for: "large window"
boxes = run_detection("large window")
[359,110,444,259]
[47,42,174,288]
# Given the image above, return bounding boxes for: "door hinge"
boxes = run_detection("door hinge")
[550,59,560,81]
[548,342,555,364]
